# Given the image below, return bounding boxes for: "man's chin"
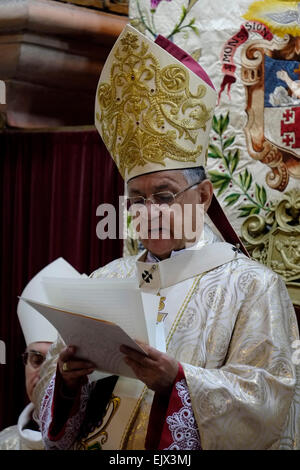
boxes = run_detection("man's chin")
[141,237,181,260]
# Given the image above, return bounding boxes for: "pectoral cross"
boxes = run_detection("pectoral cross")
[142,270,153,284]
[139,264,157,289]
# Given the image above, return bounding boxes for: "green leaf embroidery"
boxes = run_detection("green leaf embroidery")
[212,115,221,135]
[224,193,241,206]
[255,184,267,207]
[239,169,252,191]
[220,112,229,135]
[238,172,245,188]
[230,149,239,173]
[244,170,252,191]
[238,205,260,217]
[223,154,230,170]
[207,111,270,218]
[190,25,200,35]
[187,0,199,13]
[260,186,267,206]
[134,0,200,41]
[208,170,230,185]
[217,180,231,196]
[223,136,235,149]
[208,171,230,196]
[208,144,223,159]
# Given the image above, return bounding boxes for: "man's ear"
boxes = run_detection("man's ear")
[198,180,213,212]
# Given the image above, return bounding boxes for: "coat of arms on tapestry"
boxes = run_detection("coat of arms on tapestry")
[218,0,300,193]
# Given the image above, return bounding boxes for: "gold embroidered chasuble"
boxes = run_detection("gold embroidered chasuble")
[34,227,300,450]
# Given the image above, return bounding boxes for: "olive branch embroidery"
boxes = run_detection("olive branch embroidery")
[131,0,200,41]
[208,112,272,217]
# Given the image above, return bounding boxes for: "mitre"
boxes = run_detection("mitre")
[95,24,217,183]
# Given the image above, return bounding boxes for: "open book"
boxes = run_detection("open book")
[19,259,163,379]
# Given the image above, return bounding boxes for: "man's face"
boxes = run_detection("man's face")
[24,341,52,402]
[127,170,213,259]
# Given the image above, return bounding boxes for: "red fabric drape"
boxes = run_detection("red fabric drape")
[0,128,124,430]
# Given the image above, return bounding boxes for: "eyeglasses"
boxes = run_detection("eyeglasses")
[126,182,201,208]
[22,350,46,369]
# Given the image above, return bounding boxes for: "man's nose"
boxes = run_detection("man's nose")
[145,200,161,219]
[145,198,153,208]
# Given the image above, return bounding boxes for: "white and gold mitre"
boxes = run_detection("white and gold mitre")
[95,25,217,182]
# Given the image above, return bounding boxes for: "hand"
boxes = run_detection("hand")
[277,70,289,82]
[58,346,96,395]
[120,341,179,396]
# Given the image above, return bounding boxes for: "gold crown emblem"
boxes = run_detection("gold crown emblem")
[95,25,217,182]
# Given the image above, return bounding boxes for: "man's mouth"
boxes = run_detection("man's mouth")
[147,227,171,239]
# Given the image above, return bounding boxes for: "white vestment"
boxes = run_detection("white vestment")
[0,403,44,450]
[34,226,300,450]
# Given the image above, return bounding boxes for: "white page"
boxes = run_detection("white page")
[42,277,150,343]
[20,298,148,379]
[141,293,164,350]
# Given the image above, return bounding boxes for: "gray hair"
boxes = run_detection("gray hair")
[182,166,207,185]
[127,167,207,186]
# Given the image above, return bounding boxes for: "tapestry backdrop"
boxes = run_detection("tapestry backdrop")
[129,0,300,236]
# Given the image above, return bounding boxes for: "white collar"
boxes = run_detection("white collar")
[137,226,244,292]
[17,403,44,450]
[145,224,220,263]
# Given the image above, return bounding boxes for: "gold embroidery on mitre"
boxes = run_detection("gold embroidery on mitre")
[96,31,212,179]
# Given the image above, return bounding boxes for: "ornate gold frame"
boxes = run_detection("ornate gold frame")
[241,188,300,306]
